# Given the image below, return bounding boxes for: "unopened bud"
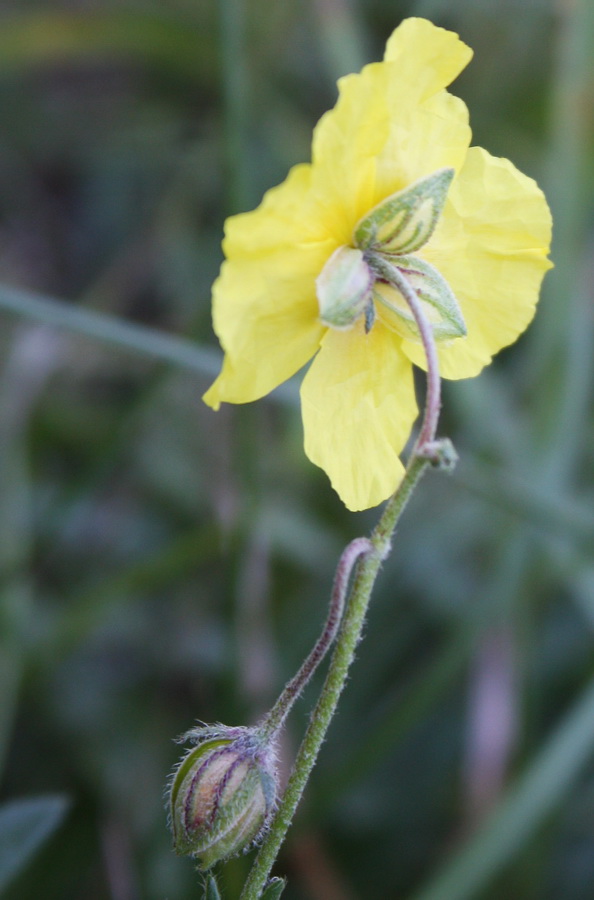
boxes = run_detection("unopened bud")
[316,246,373,330]
[168,726,277,869]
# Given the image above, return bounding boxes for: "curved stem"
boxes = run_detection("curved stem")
[240,265,447,899]
[387,266,441,453]
[240,459,428,900]
[240,257,446,900]
[367,254,441,454]
[259,537,373,739]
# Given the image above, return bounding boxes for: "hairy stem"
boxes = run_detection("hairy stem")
[260,537,373,739]
[240,280,446,899]
[367,254,442,455]
[387,266,441,453]
[240,458,429,900]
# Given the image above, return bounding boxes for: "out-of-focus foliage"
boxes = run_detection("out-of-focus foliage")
[0,1,592,899]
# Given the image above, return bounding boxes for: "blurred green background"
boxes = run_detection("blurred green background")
[0,1,593,898]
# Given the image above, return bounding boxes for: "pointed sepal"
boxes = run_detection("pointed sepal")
[372,255,467,342]
[204,873,222,900]
[261,877,287,899]
[353,168,454,255]
[168,725,279,870]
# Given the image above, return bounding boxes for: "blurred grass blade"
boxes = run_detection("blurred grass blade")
[526,0,594,483]
[455,460,594,548]
[311,0,369,82]
[49,526,221,662]
[0,329,62,775]
[0,795,69,892]
[0,285,299,405]
[219,0,250,213]
[0,283,221,379]
[413,672,594,900]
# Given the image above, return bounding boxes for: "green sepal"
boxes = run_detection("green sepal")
[169,730,276,869]
[193,765,265,870]
[316,246,372,329]
[261,877,287,899]
[170,738,231,857]
[364,298,375,334]
[204,873,222,900]
[353,168,454,255]
[372,254,466,341]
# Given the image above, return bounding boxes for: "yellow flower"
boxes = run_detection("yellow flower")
[203,17,552,511]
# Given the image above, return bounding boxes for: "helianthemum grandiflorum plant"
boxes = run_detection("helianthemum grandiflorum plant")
[203,17,552,511]
[169,17,552,900]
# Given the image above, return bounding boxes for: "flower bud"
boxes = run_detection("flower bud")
[316,246,373,330]
[168,726,277,869]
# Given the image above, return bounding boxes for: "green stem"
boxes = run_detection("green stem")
[239,252,454,899]
[239,453,431,900]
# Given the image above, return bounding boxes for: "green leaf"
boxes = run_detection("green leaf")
[204,873,222,900]
[0,794,69,892]
[353,168,454,255]
[372,255,466,341]
[261,877,287,899]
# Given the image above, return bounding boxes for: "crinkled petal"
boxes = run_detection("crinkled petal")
[206,19,476,409]
[204,166,334,408]
[301,322,418,510]
[310,20,473,243]
[203,250,327,407]
[383,18,473,102]
[402,147,553,379]
[372,90,471,205]
[310,62,390,244]
[224,164,332,255]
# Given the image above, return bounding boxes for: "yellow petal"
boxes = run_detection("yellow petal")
[384,18,473,103]
[372,90,471,205]
[300,322,418,510]
[203,250,327,408]
[402,147,553,379]
[310,62,390,244]
[224,164,332,255]
[310,19,473,243]
[204,165,335,408]
[206,19,476,410]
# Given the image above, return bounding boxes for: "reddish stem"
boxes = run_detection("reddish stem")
[367,254,442,457]
[260,537,373,738]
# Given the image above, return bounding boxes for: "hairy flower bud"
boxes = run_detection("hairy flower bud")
[168,726,277,869]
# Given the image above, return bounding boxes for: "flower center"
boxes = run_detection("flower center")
[315,168,467,342]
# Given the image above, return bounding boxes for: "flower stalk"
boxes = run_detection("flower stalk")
[259,537,374,740]
[239,280,451,900]
[367,254,442,455]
